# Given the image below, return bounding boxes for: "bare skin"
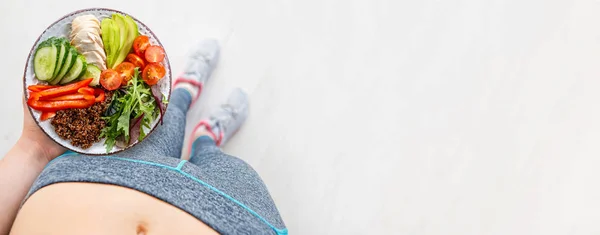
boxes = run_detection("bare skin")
[1,98,217,235]
[0,99,65,235]
[10,183,218,235]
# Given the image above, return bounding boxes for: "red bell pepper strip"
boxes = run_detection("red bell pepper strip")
[94,89,105,102]
[28,85,58,92]
[34,78,93,99]
[78,87,95,95]
[27,92,95,112]
[40,111,56,121]
[28,99,95,112]
[44,94,92,101]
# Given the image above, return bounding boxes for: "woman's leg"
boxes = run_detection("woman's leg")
[116,39,220,159]
[186,89,287,230]
[188,136,287,232]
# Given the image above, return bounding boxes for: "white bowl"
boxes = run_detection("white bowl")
[23,8,172,155]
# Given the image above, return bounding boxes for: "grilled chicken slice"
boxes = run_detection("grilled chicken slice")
[72,15,100,26]
[71,22,100,36]
[70,15,107,71]
[82,51,107,70]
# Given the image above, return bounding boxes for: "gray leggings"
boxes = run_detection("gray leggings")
[26,89,287,235]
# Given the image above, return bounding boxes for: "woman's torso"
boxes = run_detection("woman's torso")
[11,182,219,235]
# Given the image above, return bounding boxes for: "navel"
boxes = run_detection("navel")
[136,223,148,235]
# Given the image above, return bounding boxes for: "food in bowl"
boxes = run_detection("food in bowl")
[26,13,169,153]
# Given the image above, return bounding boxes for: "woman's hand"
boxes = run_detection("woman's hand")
[0,97,66,235]
[17,97,65,163]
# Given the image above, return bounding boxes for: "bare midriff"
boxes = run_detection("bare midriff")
[10,182,219,235]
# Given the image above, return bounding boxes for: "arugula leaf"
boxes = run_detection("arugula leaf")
[117,109,131,140]
[100,68,158,152]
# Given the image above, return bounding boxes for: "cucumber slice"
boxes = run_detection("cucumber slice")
[50,47,77,85]
[33,38,58,81]
[52,38,68,79]
[76,57,88,79]
[83,64,102,86]
[60,55,87,84]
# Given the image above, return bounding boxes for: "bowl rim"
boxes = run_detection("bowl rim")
[22,8,172,156]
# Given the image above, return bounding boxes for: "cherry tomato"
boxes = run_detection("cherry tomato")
[115,62,136,85]
[127,53,146,69]
[142,63,166,85]
[100,69,122,91]
[133,35,150,57]
[145,45,165,63]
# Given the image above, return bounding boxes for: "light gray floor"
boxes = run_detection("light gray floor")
[2,0,600,234]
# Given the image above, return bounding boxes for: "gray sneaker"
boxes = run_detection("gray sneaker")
[206,88,249,146]
[181,39,220,84]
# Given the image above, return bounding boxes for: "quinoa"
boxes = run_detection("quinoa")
[51,92,112,149]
